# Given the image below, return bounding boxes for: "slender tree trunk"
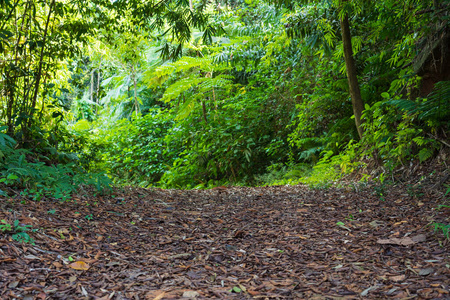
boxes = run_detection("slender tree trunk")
[31,0,54,111]
[340,14,364,139]
[201,100,208,124]
[96,69,101,114]
[131,66,140,115]
[90,71,94,104]
[27,0,55,141]
[5,74,15,136]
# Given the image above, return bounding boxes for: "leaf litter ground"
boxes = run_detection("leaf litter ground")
[0,184,449,299]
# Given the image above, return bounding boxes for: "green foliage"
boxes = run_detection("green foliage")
[4,0,444,192]
[432,221,450,240]
[388,81,450,126]
[0,220,35,244]
[299,151,347,188]
[431,189,450,240]
[157,81,298,188]
[0,129,111,199]
[76,109,178,187]
[254,163,313,186]
[360,100,440,170]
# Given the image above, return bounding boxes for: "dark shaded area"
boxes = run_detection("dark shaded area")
[415,27,450,96]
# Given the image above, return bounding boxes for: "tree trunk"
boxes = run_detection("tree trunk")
[30,0,55,115]
[201,100,208,124]
[340,14,364,139]
[131,69,140,115]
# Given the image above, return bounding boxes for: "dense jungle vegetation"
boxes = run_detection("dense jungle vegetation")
[1,0,449,196]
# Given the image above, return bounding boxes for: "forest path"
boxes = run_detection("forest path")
[0,184,448,299]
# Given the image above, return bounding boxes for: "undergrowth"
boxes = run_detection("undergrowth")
[0,219,35,244]
[0,128,111,200]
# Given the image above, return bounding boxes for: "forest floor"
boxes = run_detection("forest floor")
[0,176,449,299]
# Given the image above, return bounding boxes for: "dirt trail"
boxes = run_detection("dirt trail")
[0,185,449,299]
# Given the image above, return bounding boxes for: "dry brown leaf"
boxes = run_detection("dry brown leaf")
[182,290,199,298]
[377,234,426,246]
[393,221,407,226]
[247,290,260,296]
[1,183,447,300]
[151,291,166,300]
[94,251,102,260]
[411,234,426,243]
[389,275,406,282]
[68,261,90,271]
[270,279,294,286]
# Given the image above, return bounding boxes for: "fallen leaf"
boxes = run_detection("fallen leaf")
[24,254,40,260]
[377,234,426,246]
[389,275,406,282]
[151,291,165,300]
[411,234,426,243]
[238,284,247,292]
[247,290,260,296]
[360,285,379,296]
[270,279,294,286]
[8,281,20,288]
[386,287,398,295]
[94,251,102,260]
[81,285,88,296]
[68,261,90,271]
[336,222,351,231]
[393,221,407,226]
[418,268,434,276]
[369,220,384,228]
[182,290,199,298]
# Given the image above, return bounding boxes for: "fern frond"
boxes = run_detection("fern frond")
[299,146,322,161]
[387,81,450,122]
[198,74,234,92]
[418,148,433,162]
[161,77,206,102]
[412,136,425,146]
[156,57,212,77]
[421,81,450,120]
[146,56,212,87]
[386,99,418,113]
[174,98,197,121]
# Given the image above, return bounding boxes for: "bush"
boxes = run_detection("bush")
[0,127,111,199]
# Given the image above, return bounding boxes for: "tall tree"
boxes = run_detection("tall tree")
[339,6,364,139]
[273,0,365,138]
